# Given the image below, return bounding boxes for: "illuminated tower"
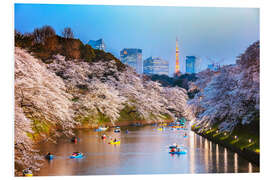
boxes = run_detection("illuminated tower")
[175,37,180,75]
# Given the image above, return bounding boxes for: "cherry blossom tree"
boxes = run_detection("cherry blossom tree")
[15,48,77,175]
[189,41,259,132]
[15,46,194,174]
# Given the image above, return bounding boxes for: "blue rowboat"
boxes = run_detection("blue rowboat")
[169,150,187,155]
[70,153,84,159]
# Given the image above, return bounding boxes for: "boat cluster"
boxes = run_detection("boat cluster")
[157,118,188,136]
[23,121,188,176]
[97,126,123,145]
[157,118,189,155]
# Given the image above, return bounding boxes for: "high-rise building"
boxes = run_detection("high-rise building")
[87,38,106,51]
[143,57,169,76]
[120,48,143,74]
[175,37,180,76]
[186,56,201,74]
[186,56,196,74]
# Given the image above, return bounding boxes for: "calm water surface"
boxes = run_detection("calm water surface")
[37,125,259,176]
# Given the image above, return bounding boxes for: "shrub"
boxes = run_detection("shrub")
[15,30,34,48]
[79,44,96,62]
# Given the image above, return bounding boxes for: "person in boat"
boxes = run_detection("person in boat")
[23,167,32,175]
[71,136,78,143]
[171,148,176,152]
[72,152,80,156]
[46,152,51,158]
[184,133,187,136]
[114,138,117,142]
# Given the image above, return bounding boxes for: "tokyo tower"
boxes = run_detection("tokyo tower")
[175,37,180,75]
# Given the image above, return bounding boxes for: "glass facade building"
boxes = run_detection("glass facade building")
[186,56,201,74]
[87,38,106,51]
[186,56,196,74]
[120,48,143,74]
[143,57,169,76]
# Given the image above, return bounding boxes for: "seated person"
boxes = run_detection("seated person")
[23,168,32,175]
[72,152,79,156]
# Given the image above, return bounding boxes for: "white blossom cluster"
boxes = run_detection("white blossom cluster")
[188,41,259,132]
[15,48,77,174]
[47,54,192,122]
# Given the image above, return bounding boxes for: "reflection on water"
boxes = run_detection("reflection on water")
[204,138,209,172]
[189,130,195,173]
[234,153,238,173]
[37,125,259,176]
[224,148,228,173]
[216,144,219,172]
[249,162,253,173]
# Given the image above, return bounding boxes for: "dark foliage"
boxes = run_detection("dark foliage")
[15,26,126,71]
[79,44,96,62]
[172,73,198,89]
[149,73,198,91]
[149,74,174,87]
[15,30,34,48]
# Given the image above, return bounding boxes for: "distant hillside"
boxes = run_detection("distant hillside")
[15,26,125,71]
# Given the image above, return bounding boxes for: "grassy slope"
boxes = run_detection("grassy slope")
[77,105,173,128]
[191,123,259,165]
[192,123,259,153]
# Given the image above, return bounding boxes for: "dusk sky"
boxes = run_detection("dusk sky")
[15,4,259,76]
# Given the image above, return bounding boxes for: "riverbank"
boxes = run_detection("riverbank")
[77,119,174,129]
[191,124,259,166]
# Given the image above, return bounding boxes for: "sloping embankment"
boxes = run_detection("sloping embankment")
[192,126,259,166]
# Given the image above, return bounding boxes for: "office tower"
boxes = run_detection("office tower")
[143,57,169,76]
[120,48,143,74]
[87,38,106,51]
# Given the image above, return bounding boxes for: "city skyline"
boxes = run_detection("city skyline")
[15,4,259,76]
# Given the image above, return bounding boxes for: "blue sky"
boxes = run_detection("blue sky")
[15,4,259,76]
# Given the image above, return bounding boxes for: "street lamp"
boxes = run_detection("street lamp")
[248,139,252,143]
[234,136,238,139]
